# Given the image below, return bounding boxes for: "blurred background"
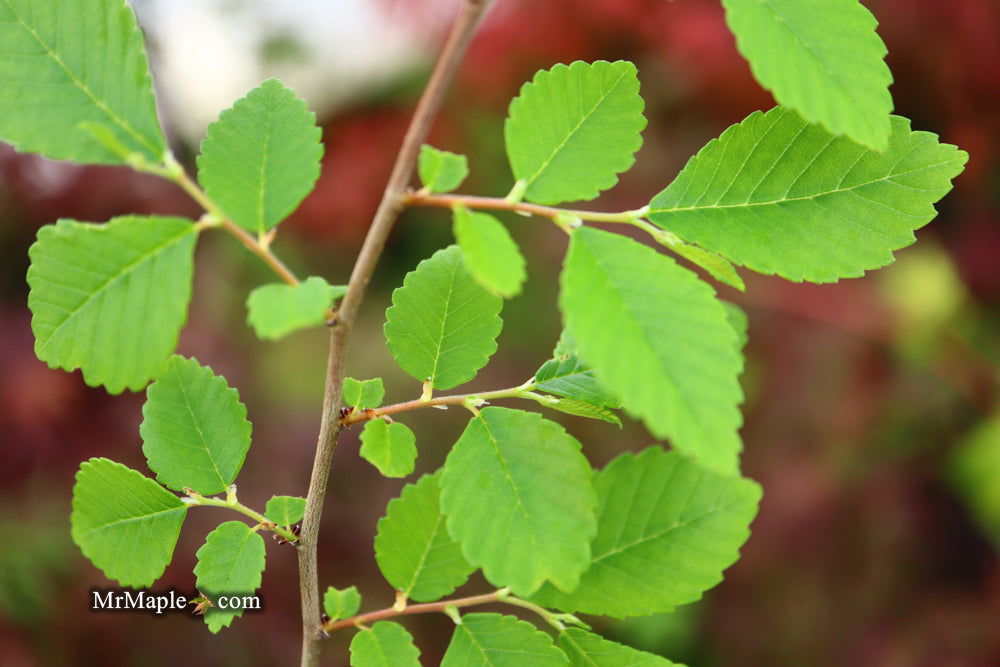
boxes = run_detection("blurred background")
[1,0,998,664]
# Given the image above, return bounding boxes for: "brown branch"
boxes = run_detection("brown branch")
[405,189,648,224]
[339,383,532,426]
[296,2,497,665]
[322,590,505,633]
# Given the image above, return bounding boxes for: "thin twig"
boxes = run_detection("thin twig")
[296,2,497,665]
[323,590,506,633]
[405,189,650,224]
[340,382,534,426]
[172,169,301,286]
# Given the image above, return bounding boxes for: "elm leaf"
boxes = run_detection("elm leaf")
[374,471,475,602]
[193,521,266,633]
[27,216,197,394]
[384,245,502,390]
[0,0,166,164]
[505,60,645,205]
[197,78,323,234]
[359,420,418,478]
[440,407,597,596]
[70,458,187,588]
[140,356,252,496]
[648,109,968,283]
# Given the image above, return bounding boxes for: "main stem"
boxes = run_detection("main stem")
[296,2,496,665]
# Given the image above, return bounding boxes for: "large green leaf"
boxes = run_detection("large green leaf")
[440,407,596,596]
[197,78,323,234]
[560,227,743,474]
[505,60,645,205]
[558,628,679,666]
[419,144,469,194]
[532,448,761,617]
[452,205,527,298]
[442,613,568,667]
[140,356,252,496]
[193,521,266,633]
[0,0,166,164]
[722,0,892,150]
[27,216,198,394]
[384,245,503,390]
[350,622,421,667]
[374,471,475,602]
[648,109,968,283]
[359,420,418,478]
[246,276,342,341]
[70,458,187,588]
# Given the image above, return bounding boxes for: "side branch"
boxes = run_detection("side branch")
[404,190,650,224]
[340,381,535,426]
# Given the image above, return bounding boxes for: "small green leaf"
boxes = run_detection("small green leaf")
[442,613,568,666]
[532,448,761,617]
[722,0,892,149]
[558,628,679,666]
[654,232,745,292]
[197,78,323,234]
[452,205,527,298]
[531,395,621,426]
[948,416,1000,547]
[140,356,252,496]
[374,471,475,602]
[360,420,417,478]
[71,458,187,588]
[561,227,744,474]
[342,377,385,409]
[384,245,503,390]
[350,622,421,667]
[246,276,341,341]
[419,145,469,194]
[265,496,307,527]
[505,60,646,205]
[648,109,968,283]
[0,0,167,164]
[194,521,266,633]
[534,355,619,408]
[440,407,597,596]
[324,585,362,622]
[27,216,197,394]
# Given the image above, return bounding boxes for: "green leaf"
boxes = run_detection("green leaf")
[350,622,421,667]
[532,448,761,617]
[265,496,306,527]
[648,109,968,283]
[948,416,1000,547]
[0,0,166,164]
[140,356,252,496]
[197,78,323,234]
[722,0,892,150]
[324,585,362,622]
[419,144,469,194]
[193,521,266,633]
[440,407,596,595]
[246,276,342,341]
[384,245,503,390]
[359,420,418,478]
[442,613,568,666]
[374,471,475,602]
[452,205,527,298]
[505,60,646,205]
[560,227,743,474]
[558,628,678,666]
[342,377,385,409]
[652,230,745,292]
[27,216,197,394]
[70,458,187,588]
[534,355,620,408]
[530,395,621,426]
[722,302,749,353]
